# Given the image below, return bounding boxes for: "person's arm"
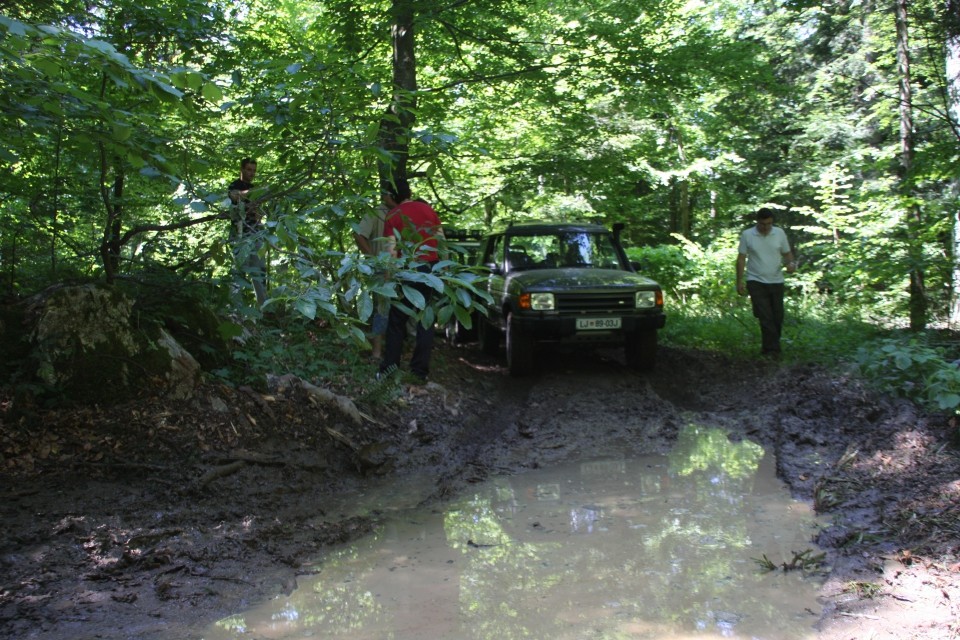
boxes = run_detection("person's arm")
[228,181,250,204]
[382,217,399,258]
[354,233,374,256]
[783,250,797,273]
[736,253,747,296]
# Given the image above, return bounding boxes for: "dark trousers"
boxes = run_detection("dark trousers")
[746,281,785,354]
[381,265,435,379]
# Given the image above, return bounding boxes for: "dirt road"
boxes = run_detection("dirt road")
[1,343,957,639]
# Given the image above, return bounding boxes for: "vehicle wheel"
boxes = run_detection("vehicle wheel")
[626,329,657,371]
[506,312,536,376]
[478,317,501,355]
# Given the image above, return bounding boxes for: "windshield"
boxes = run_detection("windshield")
[505,232,624,271]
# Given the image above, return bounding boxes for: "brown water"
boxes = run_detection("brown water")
[203,427,825,639]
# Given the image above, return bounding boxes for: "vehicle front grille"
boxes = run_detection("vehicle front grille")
[555,291,634,313]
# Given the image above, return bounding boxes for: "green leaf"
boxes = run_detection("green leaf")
[420,306,435,328]
[423,273,445,292]
[401,284,426,309]
[32,57,60,78]
[217,321,244,340]
[358,292,373,321]
[112,122,132,142]
[894,353,912,370]
[936,393,960,410]
[295,298,317,319]
[454,305,474,328]
[202,82,223,103]
[437,305,453,325]
[0,16,30,36]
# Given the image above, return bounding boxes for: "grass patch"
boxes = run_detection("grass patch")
[661,290,880,366]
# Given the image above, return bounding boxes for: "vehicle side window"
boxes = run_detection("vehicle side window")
[505,237,535,271]
[509,235,554,269]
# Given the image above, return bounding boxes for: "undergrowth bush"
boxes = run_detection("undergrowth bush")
[212,315,369,391]
[854,335,960,413]
[628,233,877,364]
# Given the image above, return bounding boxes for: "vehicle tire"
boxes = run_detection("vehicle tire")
[506,312,536,376]
[478,317,501,356]
[626,329,657,371]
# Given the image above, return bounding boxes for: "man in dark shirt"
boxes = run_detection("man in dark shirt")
[227,157,267,305]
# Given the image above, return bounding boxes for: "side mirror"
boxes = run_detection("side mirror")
[631,261,643,272]
[485,262,502,275]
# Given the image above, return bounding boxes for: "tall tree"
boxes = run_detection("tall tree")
[896,0,927,329]
[945,0,960,324]
[378,0,417,188]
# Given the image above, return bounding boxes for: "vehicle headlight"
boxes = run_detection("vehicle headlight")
[635,291,658,308]
[520,292,555,310]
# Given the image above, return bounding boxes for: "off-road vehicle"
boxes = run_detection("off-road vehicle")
[475,221,665,375]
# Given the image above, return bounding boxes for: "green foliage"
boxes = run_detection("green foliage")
[628,231,740,304]
[213,317,355,389]
[631,232,880,363]
[255,212,492,343]
[854,335,960,413]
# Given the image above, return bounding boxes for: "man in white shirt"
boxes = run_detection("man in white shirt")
[736,208,796,357]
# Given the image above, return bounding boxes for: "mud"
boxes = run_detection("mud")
[1,343,958,639]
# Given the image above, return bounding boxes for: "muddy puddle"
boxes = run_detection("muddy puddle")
[202,426,825,640]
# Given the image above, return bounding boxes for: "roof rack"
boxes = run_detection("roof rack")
[444,228,485,241]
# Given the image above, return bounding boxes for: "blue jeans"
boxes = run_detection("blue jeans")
[746,281,784,354]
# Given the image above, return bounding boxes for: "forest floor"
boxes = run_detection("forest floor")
[1,340,958,639]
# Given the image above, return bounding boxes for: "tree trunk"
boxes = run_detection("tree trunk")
[51,127,62,276]
[946,0,960,325]
[0,227,15,297]
[378,0,418,187]
[99,152,124,284]
[895,0,926,329]
[670,124,691,237]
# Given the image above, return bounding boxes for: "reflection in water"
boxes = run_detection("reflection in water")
[203,426,824,639]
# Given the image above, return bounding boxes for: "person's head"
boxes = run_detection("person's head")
[382,177,412,206]
[755,208,775,236]
[240,158,257,182]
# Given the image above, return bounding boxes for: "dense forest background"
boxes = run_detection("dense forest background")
[1,0,959,406]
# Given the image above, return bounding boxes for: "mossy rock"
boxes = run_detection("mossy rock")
[22,283,201,405]
[118,276,233,372]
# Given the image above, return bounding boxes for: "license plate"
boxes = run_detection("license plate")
[576,317,621,330]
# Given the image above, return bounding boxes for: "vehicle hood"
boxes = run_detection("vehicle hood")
[507,268,660,291]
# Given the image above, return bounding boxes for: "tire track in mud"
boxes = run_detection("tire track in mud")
[461,350,702,477]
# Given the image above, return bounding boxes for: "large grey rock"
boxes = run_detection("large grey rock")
[23,284,200,403]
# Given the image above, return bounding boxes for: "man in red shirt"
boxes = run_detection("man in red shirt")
[378,178,444,382]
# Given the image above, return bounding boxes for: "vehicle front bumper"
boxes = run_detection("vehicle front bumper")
[511,313,666,342]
